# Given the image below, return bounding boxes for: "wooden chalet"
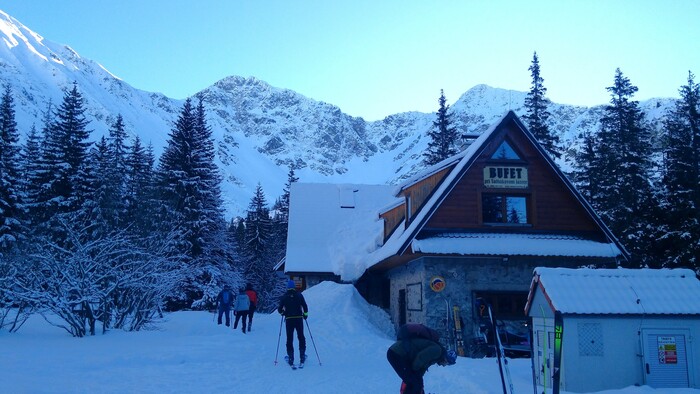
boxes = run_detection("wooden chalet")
[284,111,628,354]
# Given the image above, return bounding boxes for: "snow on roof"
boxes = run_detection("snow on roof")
[413,233,622,258]
[532,267,700,315]
[285,182,401,280]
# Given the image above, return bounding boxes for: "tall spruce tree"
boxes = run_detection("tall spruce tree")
[523,52,561,159]
[25,100,55,226]
[106,114,129,228]
[193,96,225,242]
[0,84,24,250]
[157,98,231,307]
[597,68,655,266]
[424,90,459,165]
[158,98,199,256]
[270,166,299,267]
[243,183,283,311]
[659,71,700,271]
[125,135,158,236]
[33,83,91,232]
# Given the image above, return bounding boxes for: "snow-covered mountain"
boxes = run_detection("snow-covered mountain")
[0,10,675,217]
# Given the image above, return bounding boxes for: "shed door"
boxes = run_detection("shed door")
[642,329,690,388]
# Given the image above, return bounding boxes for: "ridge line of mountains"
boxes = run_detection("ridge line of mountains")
[0,10,674,217]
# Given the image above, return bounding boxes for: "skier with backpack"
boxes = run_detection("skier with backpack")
[387,323,457,394]
[233,287,251,334]
[216,285,234,326]
[245,283,258,332]
[277,279,308,368]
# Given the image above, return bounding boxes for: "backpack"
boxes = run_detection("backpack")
[222,290,231,305]
[397,323,440,343]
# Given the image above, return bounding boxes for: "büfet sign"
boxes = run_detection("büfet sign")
[483,166,528,188]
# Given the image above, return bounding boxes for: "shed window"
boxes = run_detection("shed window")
[578,322,604,357]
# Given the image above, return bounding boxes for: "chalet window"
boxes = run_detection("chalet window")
[482,194,528,224]
[491,140,521,160]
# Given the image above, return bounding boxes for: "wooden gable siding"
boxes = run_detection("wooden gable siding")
[426,122,599,232]
[381,203,405,241]
[402,166,452,220]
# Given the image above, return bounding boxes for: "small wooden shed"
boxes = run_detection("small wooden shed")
[525,267,700,393]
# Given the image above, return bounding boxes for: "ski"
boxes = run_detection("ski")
[484,300,514,394]
[452,305,466,357]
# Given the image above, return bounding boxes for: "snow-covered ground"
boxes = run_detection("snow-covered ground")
[1,282,698,394]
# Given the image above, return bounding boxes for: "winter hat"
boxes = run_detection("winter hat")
[444,349,457,365]
[287,279,296,289]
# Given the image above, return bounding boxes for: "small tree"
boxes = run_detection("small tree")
[523,52,561,159]
[424,90,459,165]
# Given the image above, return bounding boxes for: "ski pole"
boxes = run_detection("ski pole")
[304,318,322,365]
[274,315,284,365]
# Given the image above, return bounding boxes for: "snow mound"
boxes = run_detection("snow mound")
[302,281,395,339]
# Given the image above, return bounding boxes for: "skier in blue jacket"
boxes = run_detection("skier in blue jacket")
[216,285,234,326]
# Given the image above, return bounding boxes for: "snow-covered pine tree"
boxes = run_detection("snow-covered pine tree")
[659,71,700,271]
[571,130,599,204]
[0,84,24,251]
[597,68,655,266]
[192,96,226,247]
[423,90,459,166]
[31,83,92,241]
[106,114,129,229]
[23,101,55,228]
[19,124,41,212]
[270,165,298,264]
[243,183,284,312]
[157,97,234,308]
[523,52,561,160]
[124,136,157,236]
[55,82,92,216]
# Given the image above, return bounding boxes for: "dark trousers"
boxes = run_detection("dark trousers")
[247,306,256,328]
[285,317,306,360]
[387,348,424,394]
[217,307,231,326]
[233,311,249,332]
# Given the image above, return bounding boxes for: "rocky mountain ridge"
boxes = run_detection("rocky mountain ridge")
[0,10,675,216]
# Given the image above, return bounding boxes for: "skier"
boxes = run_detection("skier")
[215,285,234,326]
[277,279,308,367]
[386,325,457,394]
[233,287,251,333]
[245,283,258,332]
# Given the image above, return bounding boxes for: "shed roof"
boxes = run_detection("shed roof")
[525,267,700,315]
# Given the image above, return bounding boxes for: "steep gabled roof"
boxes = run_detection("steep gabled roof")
[366,111,629,269]
[524,267,700,315]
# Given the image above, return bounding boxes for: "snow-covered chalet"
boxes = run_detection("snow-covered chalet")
[282,111,628,354]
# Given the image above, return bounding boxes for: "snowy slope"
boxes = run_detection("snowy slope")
[0,9,677,217]
[2,281,697,394]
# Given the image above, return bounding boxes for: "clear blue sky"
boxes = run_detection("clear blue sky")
[3,0,699,120]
